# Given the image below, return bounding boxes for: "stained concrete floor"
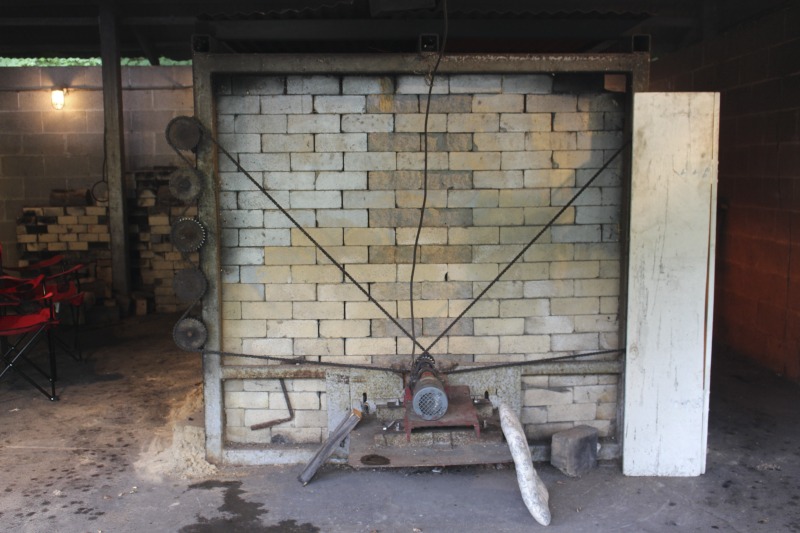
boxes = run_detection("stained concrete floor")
[1,314,799,533]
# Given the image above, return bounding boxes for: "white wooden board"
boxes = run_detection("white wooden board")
[624,92,719,476]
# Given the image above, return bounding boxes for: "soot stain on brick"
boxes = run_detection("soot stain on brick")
[180,480,319,533]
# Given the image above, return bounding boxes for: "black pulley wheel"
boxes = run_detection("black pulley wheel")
[169,168,204,202]
[173,268,207,302]
[166,116,203,151]
[171,218,206,252]
[173,317,208,351]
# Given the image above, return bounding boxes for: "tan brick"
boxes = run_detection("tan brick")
[343,190,395,209]
[574,315,618,333]
[447,263,498,281]
[525,316,574,334]
[263,246,316,265]
[473,170,523,189]
[553,112,604,131]
[397,264,447,282]
[596,402,617,420]
[500,113,550,132]
[365,94,419,113]
[449,151,501,171]
[396,227,447,245]
[222,283,265,302]
[474,318,524,336]
[447,190,498,208]
[473,208,524,226]
[574,279,619,297]
[524,387,572,406]
[551,333,599,351]
[526,94,577,112]
[524,168,575,188]
[264,283,316,302]
[473,94,524,112]
[225,391,270,409]
[573,385,617,404]
[447,113,499,132]
[295,338,343,357]
[290,228,343,247]
[449,227,499,245]
[553,150,604,169]
[473,132,525,151]
[550,297,599,315]
[550,261,600,279]
[396,152,450,170]
[318,284,368,302]
[449,299,499,318]
[345,264,396,282]
[293,410,328,428]
[242,301,293,319]
[449,336,499,354]
[223,319,267,338]
[500,335,550,354]
[293,301,344,320]
[368,132,420,152]
[346,301,397,319]
[395,190,447,208]
[523,280,574,298]
[600,296,619,314]
[501,151,551,170]
[319,319,370,338]
[345,338,396,356]
[241,338,294,356]
[547,403,596,423]
[267,320,318,338]
[397,300,449,318]
[394,113,447,132]
[317,246,368,265]
[526,131,577,151]
[291,265,343,283]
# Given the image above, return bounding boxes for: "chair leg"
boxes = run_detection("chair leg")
[47,330,58,400]
[0,329,59,401]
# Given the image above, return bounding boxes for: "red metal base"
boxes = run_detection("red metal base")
[404,385,480,441]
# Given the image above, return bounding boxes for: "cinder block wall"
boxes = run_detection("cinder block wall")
[0,66,192,265]
[651,3,800,379]
[217,72,625,445]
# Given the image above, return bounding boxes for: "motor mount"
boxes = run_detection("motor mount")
[409,354,448,420]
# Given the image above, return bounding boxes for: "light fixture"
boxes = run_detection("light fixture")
[51,88,67,110]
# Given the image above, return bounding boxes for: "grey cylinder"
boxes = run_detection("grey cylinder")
[411,374,448,420]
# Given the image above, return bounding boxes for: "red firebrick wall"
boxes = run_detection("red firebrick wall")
[650,4,800,379]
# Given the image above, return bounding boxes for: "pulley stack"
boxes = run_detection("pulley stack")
[164,116,209,352]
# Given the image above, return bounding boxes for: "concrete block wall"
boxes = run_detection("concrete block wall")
[651,2,800,379]
[0,66,192,266]
[217,73,625,445]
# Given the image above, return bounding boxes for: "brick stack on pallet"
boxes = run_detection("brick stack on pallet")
[16,205,113,307]
[128,168,198,313]
[15,168,198,315]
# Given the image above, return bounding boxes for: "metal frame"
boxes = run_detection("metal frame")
[193,52,649,464]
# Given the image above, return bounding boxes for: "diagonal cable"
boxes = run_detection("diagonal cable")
[424,140,631,354]
[205,131,428,354]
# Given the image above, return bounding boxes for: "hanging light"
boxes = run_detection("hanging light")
[51,88,67,110]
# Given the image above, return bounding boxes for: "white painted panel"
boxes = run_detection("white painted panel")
[624,92,719,476]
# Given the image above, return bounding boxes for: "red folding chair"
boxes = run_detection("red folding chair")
[0,274,60,401]
[0,245,86,360]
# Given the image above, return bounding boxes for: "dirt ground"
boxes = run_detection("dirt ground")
[0,314,798,533]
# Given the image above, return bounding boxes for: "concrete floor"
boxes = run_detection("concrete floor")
[1,315,799,533]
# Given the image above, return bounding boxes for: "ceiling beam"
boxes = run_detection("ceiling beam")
[205,18,644,42]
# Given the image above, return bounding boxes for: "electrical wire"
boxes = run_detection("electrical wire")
[409,0,449,364]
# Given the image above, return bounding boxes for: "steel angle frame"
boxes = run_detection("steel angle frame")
[192,52,649,464]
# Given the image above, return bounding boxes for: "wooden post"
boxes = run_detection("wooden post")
[624,92,719,476]
[99,5,130,310]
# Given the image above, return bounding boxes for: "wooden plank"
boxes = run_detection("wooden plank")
[99,6,130,305]
[624,92,719,476]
